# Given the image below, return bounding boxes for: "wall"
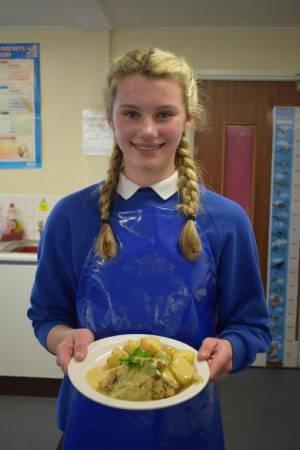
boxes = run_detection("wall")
[1,28,300,198]
[0,29,110,196]
[110,29,300,72]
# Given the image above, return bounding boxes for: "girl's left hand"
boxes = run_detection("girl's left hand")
[198,337,233,382]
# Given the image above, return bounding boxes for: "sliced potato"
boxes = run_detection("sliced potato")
[86,366,108,389]
[140,336,161,356]
[163,345,176,358]
[161,368,180,389]
[173,349,195,364]
[170,356,195,386]
[107,347,127,368]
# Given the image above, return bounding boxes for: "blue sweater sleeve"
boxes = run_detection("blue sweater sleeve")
[28,203,77,349]
[201,190,271,372]
[27,185,100,350]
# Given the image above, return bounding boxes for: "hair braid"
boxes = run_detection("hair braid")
[101,47,207,262]
[95,142,123,260]
[175,134,203,260]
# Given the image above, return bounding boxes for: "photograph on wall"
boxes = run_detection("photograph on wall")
[0,43,41,168]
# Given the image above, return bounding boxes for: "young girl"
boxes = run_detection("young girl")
[28,47,271,450]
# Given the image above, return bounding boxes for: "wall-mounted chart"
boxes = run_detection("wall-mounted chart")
[0,43,41,169]
[267,107,300,367]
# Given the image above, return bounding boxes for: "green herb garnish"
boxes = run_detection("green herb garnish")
[120,347,157,374]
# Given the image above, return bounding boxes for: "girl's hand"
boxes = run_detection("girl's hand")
[54,328,95,374]
[198,337,233,382]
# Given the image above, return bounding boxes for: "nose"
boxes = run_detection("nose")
[136,117,158,139]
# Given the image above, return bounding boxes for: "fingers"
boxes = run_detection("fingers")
[198,338,233,382]
[198,337,218,361]
[73,334,90,361]
[73,343,86,360]
[55,329,94,374]
[73,328,94,361]
[56,334,74,374]
[209,352,231,382]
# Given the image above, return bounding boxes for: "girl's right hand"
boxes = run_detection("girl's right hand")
[53,328,95,374]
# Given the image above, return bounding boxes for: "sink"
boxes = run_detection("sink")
[0,239,39,254]
[12,245,38,254]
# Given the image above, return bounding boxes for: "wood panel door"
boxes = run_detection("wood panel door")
[195,81,300,288]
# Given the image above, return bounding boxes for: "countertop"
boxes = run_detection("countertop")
[0,240,38,263]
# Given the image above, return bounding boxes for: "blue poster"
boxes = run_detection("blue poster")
[266,107,295,366]
[0,43,41,168]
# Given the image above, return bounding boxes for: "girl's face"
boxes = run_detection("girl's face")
[109,74,193,185]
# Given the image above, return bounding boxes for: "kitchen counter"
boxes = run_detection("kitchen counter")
[0,239,38,263]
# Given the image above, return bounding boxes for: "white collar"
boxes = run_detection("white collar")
[117,171,178,200]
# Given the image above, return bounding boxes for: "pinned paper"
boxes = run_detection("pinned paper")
[81,109,113,156]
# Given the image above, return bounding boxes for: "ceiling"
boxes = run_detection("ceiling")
[1,0,300,29]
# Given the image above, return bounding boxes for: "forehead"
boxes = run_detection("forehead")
[113,74,185,107]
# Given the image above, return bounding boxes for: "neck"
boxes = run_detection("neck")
[123,168,176,187]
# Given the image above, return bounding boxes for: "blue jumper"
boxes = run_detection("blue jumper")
[28,184,271,446]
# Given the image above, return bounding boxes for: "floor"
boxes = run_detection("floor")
[221,367,300,450]
[0,367,299,450]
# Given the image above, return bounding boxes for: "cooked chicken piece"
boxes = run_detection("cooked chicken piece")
[99,368,118,391]
[152,379,165,399]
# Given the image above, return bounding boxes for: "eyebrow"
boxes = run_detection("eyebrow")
[119,104,178,110]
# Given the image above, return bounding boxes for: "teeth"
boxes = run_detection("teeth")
[135,145,161,151]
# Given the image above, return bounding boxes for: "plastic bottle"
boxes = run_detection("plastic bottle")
[2,203,23,239]
[7,202,18,233]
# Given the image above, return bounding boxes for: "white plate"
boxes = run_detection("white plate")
[68,334,210,411]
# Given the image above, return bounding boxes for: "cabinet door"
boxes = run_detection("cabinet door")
[0,263,62,378]
[196,80,300,289]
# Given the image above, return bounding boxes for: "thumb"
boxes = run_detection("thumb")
[198,337,218,360]
[74,338,88,361]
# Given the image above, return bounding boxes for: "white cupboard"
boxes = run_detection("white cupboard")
[0,261,62,378]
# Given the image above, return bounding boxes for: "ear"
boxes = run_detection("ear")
[106,108,114,129]
[184,115,195,130]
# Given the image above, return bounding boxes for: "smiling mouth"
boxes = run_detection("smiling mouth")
[132,143,165,151]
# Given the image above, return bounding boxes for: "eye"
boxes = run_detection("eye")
[157,111,174,120]
[122,110,139,119]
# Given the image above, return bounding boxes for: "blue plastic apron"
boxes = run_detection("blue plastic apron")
[62,206,225,450]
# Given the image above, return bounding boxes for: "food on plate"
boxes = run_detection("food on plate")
[86,336,202,401]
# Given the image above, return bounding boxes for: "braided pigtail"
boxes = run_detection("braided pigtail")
[95,142,123,260]
[175,134,203,260]
[104,47,207,261]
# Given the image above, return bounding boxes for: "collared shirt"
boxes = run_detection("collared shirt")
[117,171,178,200]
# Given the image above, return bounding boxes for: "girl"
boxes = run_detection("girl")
[28,48,271,450]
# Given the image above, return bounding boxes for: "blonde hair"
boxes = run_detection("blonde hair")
[96,47,205,261]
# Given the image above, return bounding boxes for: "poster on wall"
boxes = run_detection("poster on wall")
[266,107,300,368]
[0,43,41,169]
